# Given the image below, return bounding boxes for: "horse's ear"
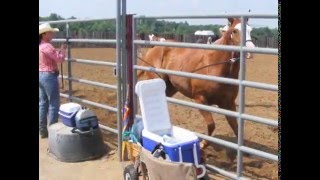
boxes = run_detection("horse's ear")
[224,27,234,38]
[228,18,234,25]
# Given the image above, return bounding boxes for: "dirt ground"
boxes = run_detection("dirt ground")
[49,47,278,179]
[39,135,122,180]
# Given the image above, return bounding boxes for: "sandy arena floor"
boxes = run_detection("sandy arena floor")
[40,47,278,180]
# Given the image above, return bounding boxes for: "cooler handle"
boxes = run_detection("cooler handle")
[193,143,206,178]
[151,143,166,159]
[193,143,199,166]
[58,110,78,119]
[71,127,94,135]
[178,146,183,162]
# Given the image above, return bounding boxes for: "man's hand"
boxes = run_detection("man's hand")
[60,43,67,50]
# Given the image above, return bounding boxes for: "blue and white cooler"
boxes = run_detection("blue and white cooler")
[135,79,206,178]
[58,102,81,127]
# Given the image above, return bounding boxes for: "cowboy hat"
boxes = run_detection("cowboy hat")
[39,23,59,35]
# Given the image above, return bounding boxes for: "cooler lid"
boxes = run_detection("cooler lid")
[135,79,172,133]
[59,102,81,113]
[75,109,96,121]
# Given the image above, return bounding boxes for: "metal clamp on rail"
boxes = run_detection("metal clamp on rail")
[66,37,71,45]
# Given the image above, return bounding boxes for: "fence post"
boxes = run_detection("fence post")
[132,17,138,117]
[126,14,134,130]
[66,23,73,102]
[121,0,127,107]
[116,0,123,161]
[236,16,248,178]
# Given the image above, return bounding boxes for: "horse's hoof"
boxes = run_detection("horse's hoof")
[200,149,207,164]
[200,140,208,149]
[226,149,237,163]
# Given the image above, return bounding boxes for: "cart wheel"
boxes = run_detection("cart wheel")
[199,172,210,180]
[123,164,138,180]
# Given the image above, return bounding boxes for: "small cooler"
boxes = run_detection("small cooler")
[58,102,81,127]
[142,126,201,164]
[74,108,99,131]
[135,79,201,164]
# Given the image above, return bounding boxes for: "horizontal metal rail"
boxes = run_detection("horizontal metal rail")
[52,39,67,43]
[134,40,278,55]
[52,38,117,44]
[195,133,278,161]
[134,115,277,161]
[134,14,277,19]
[134,65,278,91]
[60,93,117,112]
[39,17,116,24]
[205,164,238,180]
[58,75,117,90]
[69,58,117,67]
[99,124,118,134]
[206,164,249,180]
[166,97,278,127]
[40,14,276,25]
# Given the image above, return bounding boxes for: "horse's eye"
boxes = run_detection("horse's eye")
[233,30,237,34]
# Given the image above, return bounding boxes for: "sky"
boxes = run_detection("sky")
[39,0,278,28]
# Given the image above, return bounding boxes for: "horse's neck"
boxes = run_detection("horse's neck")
[214,34,240,79]
[228,57,240,79]
[212,35,233,59]
[214,34,232,45]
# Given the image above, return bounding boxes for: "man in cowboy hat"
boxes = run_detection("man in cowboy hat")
[39,23,66,138]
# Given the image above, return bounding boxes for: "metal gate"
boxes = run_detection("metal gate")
[39,0,129,162]
[128,14,278,180]
[40,1,278,179]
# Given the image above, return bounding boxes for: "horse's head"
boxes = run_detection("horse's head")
[222,18,255,47]
[148,34,155,41]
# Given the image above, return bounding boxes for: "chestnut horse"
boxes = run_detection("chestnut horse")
[148,34,166,41]
[138,18,249,152]
[148,34,177,42]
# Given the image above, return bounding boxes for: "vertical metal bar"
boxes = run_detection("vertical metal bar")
[236,16,247,178]
[132,17,138,116]
[126,15,134,129]
[193,143,199,166]
[178,147,183,162]
[121,0,127,106]
[116,0,123,162]
[66,23,72,102]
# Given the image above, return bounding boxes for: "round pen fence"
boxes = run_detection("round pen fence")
[131,14,278,180]
[40,1,278,179]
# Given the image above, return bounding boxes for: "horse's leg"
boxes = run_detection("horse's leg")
[165,81,177,97]
[220,101,239,162]
[220,101,238,138]
[194,95,215,149]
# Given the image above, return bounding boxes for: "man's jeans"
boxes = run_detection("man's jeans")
[39,72,60,133]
